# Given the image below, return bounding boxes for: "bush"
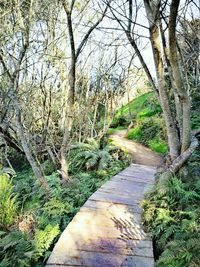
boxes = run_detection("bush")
[127,126,142,142]
[0,230,34,267]
[68,139,127,173]
[0,172,18,228]
[127,117,167,153]
[148,138,167,154]
[142,174,200,267]
[110,115,130,128]
[107,126,126,135]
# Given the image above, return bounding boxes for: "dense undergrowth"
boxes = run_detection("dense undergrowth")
[0,141,130,267]
[138,91,200,266]
[109,92,168,154]
[142,148,200,267]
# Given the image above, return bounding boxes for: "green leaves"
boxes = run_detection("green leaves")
[69,139,120,172]
[34,224,60,259]
[142,174,200,267]
[0,172,18,228]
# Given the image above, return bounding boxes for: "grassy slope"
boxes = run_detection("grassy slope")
[109,92,167,154]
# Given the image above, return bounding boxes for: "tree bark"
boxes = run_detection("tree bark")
[60,1,109,181]
[143,0,180,160]
[10,86,49,191]
[169,0,191,152]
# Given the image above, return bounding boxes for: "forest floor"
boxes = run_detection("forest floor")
[110,130,163,167]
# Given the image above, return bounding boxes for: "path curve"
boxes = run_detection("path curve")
[46,132,161,267]
[110,130,163,167]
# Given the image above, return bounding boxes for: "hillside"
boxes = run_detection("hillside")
[108,92,167,154]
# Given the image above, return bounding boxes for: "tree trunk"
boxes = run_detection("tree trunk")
[147,17,180,159]
[10,87,49,191]
[169,0,191,152]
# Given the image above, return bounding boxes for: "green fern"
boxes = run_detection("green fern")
[142,174,200,267]
[34,224,60,259]
[0,172,18,228]
[0,231,34,267]
[69,139,118,172]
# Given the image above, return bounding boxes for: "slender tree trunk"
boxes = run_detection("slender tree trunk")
[143,1,180,160]
[10,85,49,190]
[150,25,180,159]
[169,0,191,152]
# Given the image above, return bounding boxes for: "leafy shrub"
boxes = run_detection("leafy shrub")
[34,224,60,261]
[142,175,200,267]
[110,115,130,128]
[127,116,167,153]
[0,230,34,267]
[69,139,122,172]
[127,126,142,142]
[0,172,18,228]
[148,138,167,154]
[191,111,200,130]
[107,126,126,135]
[42,160,55,176]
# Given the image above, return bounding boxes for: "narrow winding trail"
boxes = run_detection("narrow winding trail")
[46,131,163,267]
[110,130,163,167]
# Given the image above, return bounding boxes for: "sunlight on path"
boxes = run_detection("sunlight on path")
[110,130,163,167]
[46,132,161,267]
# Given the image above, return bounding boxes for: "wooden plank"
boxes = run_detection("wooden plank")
[116,171,155,180]
[113,176,154,185]
[83,200,142,214]
[64,222,150,241]
[100,180,145,192]
[47,249,154,267]
[72,209,142,228]
[98,187,144,197]
[89,191,142,205]
[46,163,156,267]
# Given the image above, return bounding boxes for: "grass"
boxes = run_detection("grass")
[148,138,168,154]
[127,126,142,142]
[116,92,155,117]
[109,92,167,154]
[107,126,126,135]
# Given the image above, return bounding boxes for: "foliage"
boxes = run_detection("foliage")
[110,116,130,128]
[142,172,200,267]
[115,92,161,119]
[127,126,142,142]
[0,224,59,267]
[148,138,167,154]
[127,117,167,154]
[68,139,128,172]
[0,140,129,266]
[34,224,60,260]
[107,126,126,135]
[0,171,18,228]
[0,230,34,267]
[110,92,167,154]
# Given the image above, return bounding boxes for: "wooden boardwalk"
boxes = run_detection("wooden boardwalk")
[46,163,156,267]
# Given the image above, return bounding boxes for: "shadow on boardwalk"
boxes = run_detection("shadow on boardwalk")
[46,132,162,267]
[46,164,157,267]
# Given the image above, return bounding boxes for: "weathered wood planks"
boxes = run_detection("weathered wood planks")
[46,164,156,267]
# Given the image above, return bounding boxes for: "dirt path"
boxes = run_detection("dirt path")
[110,130,163,167]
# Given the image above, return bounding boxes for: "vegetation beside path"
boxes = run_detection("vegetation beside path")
[0,141,130,267]
[109,91,200,266]
[108,92,167,154]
